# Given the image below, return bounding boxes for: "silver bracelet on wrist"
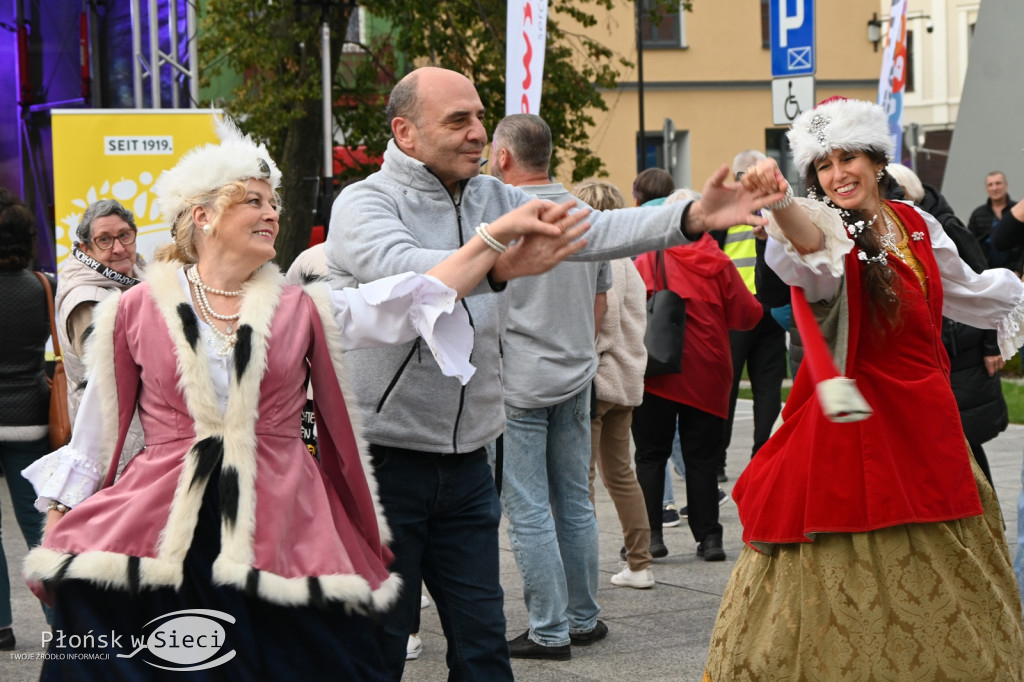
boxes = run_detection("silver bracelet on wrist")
[46,501,71,514]
[475,222,508,253]
[766,185,794,211]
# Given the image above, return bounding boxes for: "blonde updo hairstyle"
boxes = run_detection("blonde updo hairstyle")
[571,180,626,211]
[152,115,283,264]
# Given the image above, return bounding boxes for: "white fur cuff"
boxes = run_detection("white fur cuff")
[816,377,873,423]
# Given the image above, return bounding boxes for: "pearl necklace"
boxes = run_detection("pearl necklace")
[187,266,241,356]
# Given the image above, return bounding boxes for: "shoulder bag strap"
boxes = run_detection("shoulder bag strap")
[33,271,62,360]
[653,251,669,292]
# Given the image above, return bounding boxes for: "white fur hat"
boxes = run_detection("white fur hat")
[153,116,282,225]
[787,97,893,181]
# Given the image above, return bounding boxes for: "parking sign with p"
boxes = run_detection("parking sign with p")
[770,0,815,78]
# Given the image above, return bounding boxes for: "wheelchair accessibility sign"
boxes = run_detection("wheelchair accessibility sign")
[772,76,815,125]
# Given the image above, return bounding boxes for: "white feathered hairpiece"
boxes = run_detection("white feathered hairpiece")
[153,115,282,225]
[787,98,893,181]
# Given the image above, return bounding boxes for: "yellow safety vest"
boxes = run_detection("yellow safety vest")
[722,224,757,294]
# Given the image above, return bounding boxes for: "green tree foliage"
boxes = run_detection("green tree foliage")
[200,0,688,269]
[200,0,359,268]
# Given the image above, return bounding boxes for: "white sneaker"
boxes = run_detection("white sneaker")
[406,634,423,660]
[610,566,655,589]
[420,594,430,609]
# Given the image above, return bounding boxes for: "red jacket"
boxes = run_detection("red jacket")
[634,234,762,417]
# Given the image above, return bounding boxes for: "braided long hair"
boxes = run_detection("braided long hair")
[807,148,903,328]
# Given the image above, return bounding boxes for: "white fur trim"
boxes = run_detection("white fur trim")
[787,99,892,180]
[153,115,282,225]
[81,292,123,480]
[145,262,227,567]
[217,265,283,568]
[23,547,69,582]
[211,556,401,611]
[25,547,184,591]
[302,282,392,546]
[815,377,873,423]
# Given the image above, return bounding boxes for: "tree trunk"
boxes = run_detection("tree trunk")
[274,98,324,271]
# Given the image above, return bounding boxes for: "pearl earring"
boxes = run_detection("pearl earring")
[202,224,212,235]
[876,169,885,182]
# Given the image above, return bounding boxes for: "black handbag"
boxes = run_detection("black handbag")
[643,251,686,377]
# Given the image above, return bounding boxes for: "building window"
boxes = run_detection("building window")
[761,0,770,48]
[641,1,681,48]
[765,128,801,194]
[637,133,664,172]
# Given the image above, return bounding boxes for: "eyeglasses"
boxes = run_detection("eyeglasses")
[91,230,137,250]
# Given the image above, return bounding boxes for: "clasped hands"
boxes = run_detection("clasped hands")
[489,199,592,282]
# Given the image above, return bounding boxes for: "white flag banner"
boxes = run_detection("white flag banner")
[506,0,548,116]
[877,0,908,158]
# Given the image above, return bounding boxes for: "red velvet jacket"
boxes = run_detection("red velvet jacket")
[733,201,983,551]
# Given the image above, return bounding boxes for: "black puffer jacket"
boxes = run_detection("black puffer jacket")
[918,184,1008,445]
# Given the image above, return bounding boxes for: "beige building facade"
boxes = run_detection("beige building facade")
[561,1,884,198]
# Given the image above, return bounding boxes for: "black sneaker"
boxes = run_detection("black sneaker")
[662,505,681,527]
[508,630,571,660]
[649,531,668,558]
[697,533,726,562]
[570,620,608,646]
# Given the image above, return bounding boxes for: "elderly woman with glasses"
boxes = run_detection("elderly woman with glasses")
[55,200,145,428]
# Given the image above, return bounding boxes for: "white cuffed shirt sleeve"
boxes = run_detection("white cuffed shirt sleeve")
[764,197,853,303]
[22,375,107,511]
[330,272,475,385]
[765,198,1024,359]
[918,207,1024,359]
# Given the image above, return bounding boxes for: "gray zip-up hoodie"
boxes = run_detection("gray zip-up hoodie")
[325,140,692,454]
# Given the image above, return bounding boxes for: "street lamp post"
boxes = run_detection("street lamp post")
[635,0,646,175]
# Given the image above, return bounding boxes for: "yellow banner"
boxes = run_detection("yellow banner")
[51,109,221,271]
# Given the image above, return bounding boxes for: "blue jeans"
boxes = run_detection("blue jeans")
[501,386,600,647]
[662,427,685,506]
[1015,450,1024,612]
[1,435,50,628]
[368,446,512,681]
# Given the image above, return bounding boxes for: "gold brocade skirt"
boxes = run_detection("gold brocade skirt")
[704,464,1024,682]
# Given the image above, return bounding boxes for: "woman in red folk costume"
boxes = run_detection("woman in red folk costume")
[704,97,1024,681]
[22,117,586,680]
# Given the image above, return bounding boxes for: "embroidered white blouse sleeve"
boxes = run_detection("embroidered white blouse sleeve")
[22,374,107,511]
[765,198,1024,359]
[764,197,853,303]
[330,272,476,385]
[918,207,1024,359]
